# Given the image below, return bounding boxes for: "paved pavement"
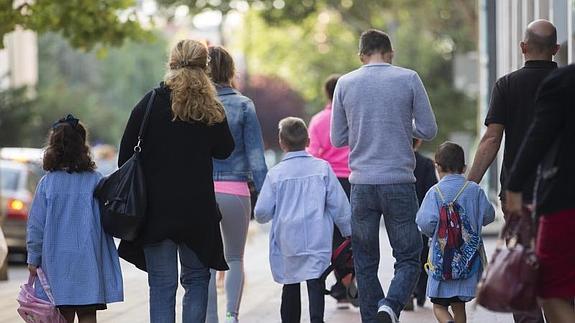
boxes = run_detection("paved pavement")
[0,221,513,323]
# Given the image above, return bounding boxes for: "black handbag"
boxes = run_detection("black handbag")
[94,90,156,241]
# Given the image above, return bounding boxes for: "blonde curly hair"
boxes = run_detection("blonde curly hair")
[164,40,226,125]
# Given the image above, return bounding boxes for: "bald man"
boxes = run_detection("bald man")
[468,19,559,323]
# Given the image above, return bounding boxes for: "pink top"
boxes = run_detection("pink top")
[214,181,251,197]
[307,104,351,178]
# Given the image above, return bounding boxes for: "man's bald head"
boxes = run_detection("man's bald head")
[523,19,558,55]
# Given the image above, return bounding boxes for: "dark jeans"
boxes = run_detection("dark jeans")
[351,183,422,322]
[414,234,429,303]
[281,279,325,323]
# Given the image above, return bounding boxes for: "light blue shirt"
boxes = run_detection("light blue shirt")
[416,174,495,299]
[254,151,352,284]
[27,171,123,306]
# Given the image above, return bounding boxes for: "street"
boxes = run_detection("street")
[0,221,513,323]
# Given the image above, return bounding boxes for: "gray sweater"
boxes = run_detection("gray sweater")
[330,63,437,185]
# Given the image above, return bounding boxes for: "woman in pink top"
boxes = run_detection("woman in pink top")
[308,75,351,180]
[308,74,356,307]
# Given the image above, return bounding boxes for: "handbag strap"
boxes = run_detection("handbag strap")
[133,89,157,152]
[35,268,56,304]
[495,211,535,250]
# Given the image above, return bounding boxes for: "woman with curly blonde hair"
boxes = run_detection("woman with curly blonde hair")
[118,39,235,322]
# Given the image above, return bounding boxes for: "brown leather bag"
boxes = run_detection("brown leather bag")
[476,209,539,312]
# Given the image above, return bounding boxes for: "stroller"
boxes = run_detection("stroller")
[320,238,359,307]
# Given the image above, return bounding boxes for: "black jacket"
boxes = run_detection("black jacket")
[414,151,438,205]
[507,64,575,215]
[117,83,234,270]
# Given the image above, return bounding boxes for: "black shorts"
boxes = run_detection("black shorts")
[57,304,107,311]
[430,297,467,307]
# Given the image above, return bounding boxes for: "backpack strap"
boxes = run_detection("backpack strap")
[434,185,446,204]
[453,181,470,202]
[435,181,470,204]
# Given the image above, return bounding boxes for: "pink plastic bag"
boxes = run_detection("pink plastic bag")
[17,268,66,323]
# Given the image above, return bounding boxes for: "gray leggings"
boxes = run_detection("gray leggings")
[206,193,251,323]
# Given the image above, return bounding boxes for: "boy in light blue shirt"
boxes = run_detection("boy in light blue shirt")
[255,117,352,323]
[416,142,495,323]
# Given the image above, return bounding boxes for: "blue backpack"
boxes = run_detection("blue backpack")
[425,182,482,281]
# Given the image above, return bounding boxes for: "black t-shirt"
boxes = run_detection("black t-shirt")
[484,60,557,201]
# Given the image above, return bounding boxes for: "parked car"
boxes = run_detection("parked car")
[0,148,44,254]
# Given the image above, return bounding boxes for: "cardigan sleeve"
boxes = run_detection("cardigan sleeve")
[211,118,235,160]
[411,72,437,140]
[330,82,349,148]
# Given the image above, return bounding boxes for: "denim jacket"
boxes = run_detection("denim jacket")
[213,86,268,192]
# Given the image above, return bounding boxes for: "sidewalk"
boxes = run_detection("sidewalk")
[0,221,513,322]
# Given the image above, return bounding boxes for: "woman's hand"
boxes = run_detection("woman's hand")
[28,264,38,276]
[505,191,523,216]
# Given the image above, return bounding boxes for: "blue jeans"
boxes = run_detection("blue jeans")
[144,240,211,323]
[351,184,422,322]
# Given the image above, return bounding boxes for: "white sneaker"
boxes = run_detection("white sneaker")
[225,312,239,323]
[376,304,399,323]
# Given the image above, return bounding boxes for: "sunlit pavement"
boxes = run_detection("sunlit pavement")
[0,221,513,323]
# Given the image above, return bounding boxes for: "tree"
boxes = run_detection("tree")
[0,32,167,147]
[1,0,150,49]
[241,75,306,149]
[157,0,479,149]
[0,87,36,147]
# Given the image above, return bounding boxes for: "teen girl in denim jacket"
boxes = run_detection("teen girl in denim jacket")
[207,46,268,323]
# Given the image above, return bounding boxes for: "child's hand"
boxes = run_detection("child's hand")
[28,264,38,276]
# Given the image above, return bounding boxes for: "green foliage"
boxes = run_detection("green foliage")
[0,87,36,147]
[1,0,150,49]
[156,1,479,149]
[236,11,358,108]
[0,33,167,147]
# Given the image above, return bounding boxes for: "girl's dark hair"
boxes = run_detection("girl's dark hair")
[43,122,96,173]
[324,74,340,102]
[435,141,466,174]
[208,45,236,86]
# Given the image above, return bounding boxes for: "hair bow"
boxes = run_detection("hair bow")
[52,114,79,129]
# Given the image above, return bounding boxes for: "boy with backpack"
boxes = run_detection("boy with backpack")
[254,117,352,323]
[416,142,495,323]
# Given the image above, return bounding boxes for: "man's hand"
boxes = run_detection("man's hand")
[28,264,38,276]
[505,191,523,216]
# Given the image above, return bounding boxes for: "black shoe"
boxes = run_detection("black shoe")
[376,305,398,323]
[416,295,426,307]
[330,282,347,301]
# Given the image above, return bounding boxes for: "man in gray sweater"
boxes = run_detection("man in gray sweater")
[331,29,437,323]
